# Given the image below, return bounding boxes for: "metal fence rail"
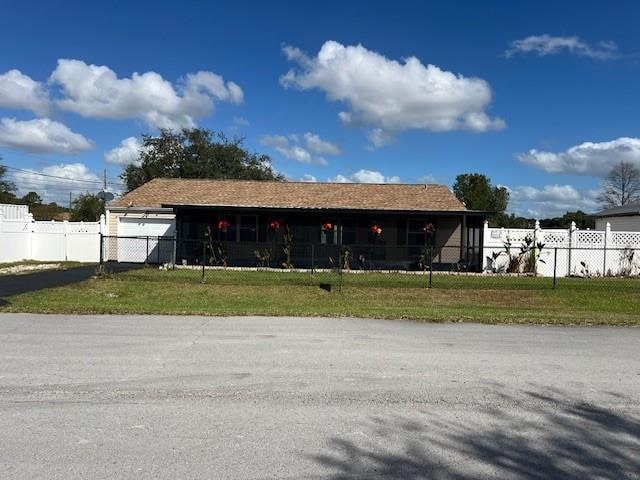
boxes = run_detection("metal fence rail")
[99,235,640,290]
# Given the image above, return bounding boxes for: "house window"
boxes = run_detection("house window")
[407,219,435,246]
[340,220,356,245]
[321,221,337,245]
[239,215,257,242]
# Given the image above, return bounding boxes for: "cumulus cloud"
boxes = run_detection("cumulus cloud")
[508,184,600,218]
[0,69,50,115]
[329,169,401,184]
[50,59,243,130]
[299,174,317,182]
[505,34,618,60]
[10,163,102,204]
[104,137,144,166]
[518,137,640,176]
[280,41,504,148]
[260,132,340,166]
[0,118,93,154]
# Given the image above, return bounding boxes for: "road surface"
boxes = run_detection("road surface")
[0,314,638,479]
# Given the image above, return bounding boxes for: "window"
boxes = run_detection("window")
[340,220,356,245]
[407,219,426,246]
[239,215,257,242]
[321,221,336,245]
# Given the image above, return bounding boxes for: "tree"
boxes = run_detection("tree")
[453,173,509,219]
[597,161,640,208]
[20,191,42,207]
[0,161,17,204]
[70,193,103,222]
[121,129,284,192]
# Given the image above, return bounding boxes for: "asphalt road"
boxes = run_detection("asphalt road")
[0,314,638,479]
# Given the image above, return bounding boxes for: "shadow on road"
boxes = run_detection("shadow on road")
[0,263,142,301]
[313,387,640,479]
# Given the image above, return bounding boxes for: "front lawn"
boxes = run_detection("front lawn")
[1,267,638,324]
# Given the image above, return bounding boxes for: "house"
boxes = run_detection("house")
[595,203,640,231]
[106,178,485,270]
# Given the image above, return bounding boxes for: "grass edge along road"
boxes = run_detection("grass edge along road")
[1,267,638,325]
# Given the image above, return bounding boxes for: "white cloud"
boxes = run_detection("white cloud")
[0,69,50,115]
[417,174,437,184]
[299,174,317,182]
[10,163,102,204]
[303,132,341,155]
[366,128,394,149]
[281,41,505,148]
[505,34,618,60]
[508,184,600,218]
[329,169,401,184]
[260,132,340,166]
[0,118,93,153]
[518,137,640,176]
[50,59,243,130]
[105,137,144,166]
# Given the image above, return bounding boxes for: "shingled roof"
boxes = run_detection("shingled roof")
[111,178,468,212]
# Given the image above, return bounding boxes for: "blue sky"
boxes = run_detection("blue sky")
[1,0,639,216]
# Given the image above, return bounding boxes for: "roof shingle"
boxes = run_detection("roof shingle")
[111,178,468,212]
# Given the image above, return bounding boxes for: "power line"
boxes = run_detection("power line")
[1,164,125,187]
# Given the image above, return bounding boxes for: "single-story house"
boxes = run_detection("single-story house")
[106,178,485,270]
[595,203,640,231]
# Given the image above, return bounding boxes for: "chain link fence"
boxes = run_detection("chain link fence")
[100,236,640,291]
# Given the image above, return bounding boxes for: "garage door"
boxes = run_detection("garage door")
[117,217,176,263]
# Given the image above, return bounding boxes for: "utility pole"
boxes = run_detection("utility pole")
[68,192,72,211]
[103,169,107,191]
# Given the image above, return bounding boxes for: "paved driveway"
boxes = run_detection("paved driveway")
[0,314,638,479]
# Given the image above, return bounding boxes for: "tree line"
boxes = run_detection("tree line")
[2,128,639,225]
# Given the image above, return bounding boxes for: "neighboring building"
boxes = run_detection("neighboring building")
[106,178,485,270]
[595,203,640,231]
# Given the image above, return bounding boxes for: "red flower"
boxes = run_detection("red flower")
[422,222,435,234]
[218,219,230,230]
[269,220,280,230]
[322,222,333,231]
[370,224,382,235]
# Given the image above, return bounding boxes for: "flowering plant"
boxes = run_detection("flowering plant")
[205,225,212,237]
[269,220,280,230]
[422,222,435,234]
[370,224,382,235]
[218,219,230,231]
[322,222,333,231]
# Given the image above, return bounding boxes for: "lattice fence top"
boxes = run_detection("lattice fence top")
[542,230,570,245]
[67,223,100,234]
[611,231,640,247]
[576,230,605,246]
[33,222,65,233]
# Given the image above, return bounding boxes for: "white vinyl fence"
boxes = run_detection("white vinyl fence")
[0,212,105,263]
[483,221,640,277]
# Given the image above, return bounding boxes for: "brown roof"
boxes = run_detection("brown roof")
[111,178,468,212]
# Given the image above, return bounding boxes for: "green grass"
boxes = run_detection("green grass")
[1,267,639,325]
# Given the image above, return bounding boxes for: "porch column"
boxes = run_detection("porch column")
[460,214,467,261]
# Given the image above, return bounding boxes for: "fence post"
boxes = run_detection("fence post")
[603,222,611,276]
[157,236,161,265]
[145,236,149,265]
[201,240,206,283]
[311,243,315,275]
[428,246,433,289]
[552,247,557,289]
[568,221,576,276]
[99,233,104,265]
